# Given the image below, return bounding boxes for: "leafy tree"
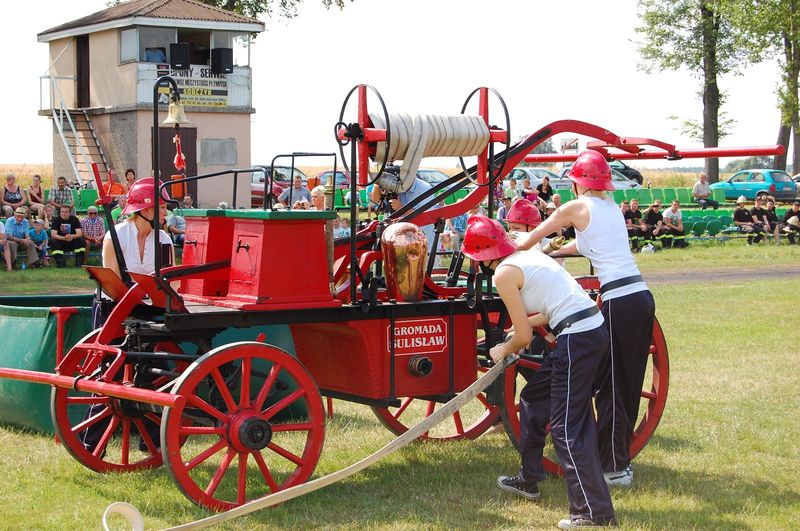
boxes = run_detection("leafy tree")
[635,0,750,183]
[199,0,348,20]
[723,156,774,173]
[723,1,800,173]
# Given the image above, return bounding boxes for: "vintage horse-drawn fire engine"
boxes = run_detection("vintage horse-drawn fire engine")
[0,79,782,512]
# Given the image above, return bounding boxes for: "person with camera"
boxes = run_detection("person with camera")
[370,173,435,250]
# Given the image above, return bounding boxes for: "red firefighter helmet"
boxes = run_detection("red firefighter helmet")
[505,198,542,228]
[461,215,517,261]
[568,150,614,191]
[122,177,172,215]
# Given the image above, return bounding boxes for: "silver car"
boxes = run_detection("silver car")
[557,166,641,191]
[507,167,572,191]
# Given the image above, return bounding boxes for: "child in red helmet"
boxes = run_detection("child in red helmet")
[463,215,615,529]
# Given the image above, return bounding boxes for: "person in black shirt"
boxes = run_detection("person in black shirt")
[733,196,764,245]
[536,176,553,202]
[50,205,86,267]
[623,199,645,250]
[782,200,800,244]
[642,201,665,245]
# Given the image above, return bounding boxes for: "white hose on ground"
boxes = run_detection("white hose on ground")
[370,113,490,193]
[103,355,514,531]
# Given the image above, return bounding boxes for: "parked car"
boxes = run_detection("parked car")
[608,160,644,184]
[251,165,309,208]
[610,169,641,190]
[508,167,572,191]
[416,168,452,186]
[709,169,797,201]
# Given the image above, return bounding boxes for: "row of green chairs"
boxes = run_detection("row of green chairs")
[688,219,724,238]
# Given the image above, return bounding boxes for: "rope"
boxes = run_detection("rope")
[370,113,489,193]
[102,355,515,531]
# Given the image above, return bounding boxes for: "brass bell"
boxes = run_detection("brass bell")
[163,99,191,126]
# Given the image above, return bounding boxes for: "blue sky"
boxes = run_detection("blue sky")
[1,0,784,169]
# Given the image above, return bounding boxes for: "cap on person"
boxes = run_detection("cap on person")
[737,195,747,204]
[218,201,229,209]
[546,202,556,210]
[14,207,27,216]
[87,206,99,213]
[33,218,45,226]
[793,199,800,206]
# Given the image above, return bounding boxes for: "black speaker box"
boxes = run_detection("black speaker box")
[170,43,190,70]
[211,48,233,74]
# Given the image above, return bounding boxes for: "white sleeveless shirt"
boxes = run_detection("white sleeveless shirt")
[574,195,647,300]
[106,220,173,275]
[497,250,603,335]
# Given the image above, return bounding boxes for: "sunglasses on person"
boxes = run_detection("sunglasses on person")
[88,212,97,215]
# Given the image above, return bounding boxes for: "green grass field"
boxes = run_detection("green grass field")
[0,247,799,529]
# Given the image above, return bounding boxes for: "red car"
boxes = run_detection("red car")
[250,165,308,208]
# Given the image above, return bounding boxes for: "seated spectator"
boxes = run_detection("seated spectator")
[519,177,538,202]
[26,174,46,219]
[662,200,688,248]
[166,210,186,246]
[333,216,351,239]
[0,220,13,271]
[48,176,75,214]
[750,196,771,237]
[50,205,86,267]
[29,218,49,267]
[444,211,469,252]
[535,176,553,202]
[42,204,54,230]
[80,206,105,252]
[642,201,666,246]
[552,193,563,209]
[180,194,194,209]
[111,197,127,224]
[692,172,719,210]
[278,175,311,208]
[765,198,786,244]
[217,201,229,210]
[4,207,38,268]
[343,189,363,208]
[309,186,326,211]
[624,199,646,251]
[733,195,764,245]
[505,178,518,200]
[2,173,26,218]
[781,200,800,244]
[124,168,137,192]
[497,196,512,220]
[101,170,127,208]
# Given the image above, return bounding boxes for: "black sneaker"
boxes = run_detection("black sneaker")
[496,475,540,500]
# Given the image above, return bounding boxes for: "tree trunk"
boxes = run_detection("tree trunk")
[701,3,721,183]
[774,122,790,170]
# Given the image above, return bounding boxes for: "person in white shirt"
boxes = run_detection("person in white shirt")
[661,200,688,248]
[516,150,655,489]
[692,172,718,210]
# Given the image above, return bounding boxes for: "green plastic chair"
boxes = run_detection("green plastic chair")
[662,188,677,204]
[712,188,727,204]
[557,189,574,202]
[686,216,701,225]
[613,190,626,203]
[638,189,653,205]
[650,189,665,203]
[691,220,708,238]
[676,188,692,205]
[718,215,733,227]
[624,189,639,201]
[703,215,717,222]
[706,219,722,238]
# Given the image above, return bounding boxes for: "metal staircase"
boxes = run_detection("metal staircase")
[51,107,109,188]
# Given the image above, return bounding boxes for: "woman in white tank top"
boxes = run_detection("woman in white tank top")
[514,150,655,487]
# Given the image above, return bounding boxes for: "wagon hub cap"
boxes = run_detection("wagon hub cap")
[230,414,272,451]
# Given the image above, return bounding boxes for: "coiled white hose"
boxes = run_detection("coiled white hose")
[370,113,489,193]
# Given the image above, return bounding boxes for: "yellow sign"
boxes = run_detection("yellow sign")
[156,65,228,107]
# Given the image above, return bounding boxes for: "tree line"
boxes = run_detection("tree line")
[637,0,800,182]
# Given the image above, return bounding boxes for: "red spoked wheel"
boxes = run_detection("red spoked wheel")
[161,341,325,511]
[51,331,186,472]
[501,278,669,476]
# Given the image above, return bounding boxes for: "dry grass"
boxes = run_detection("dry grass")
[0,164,53,189]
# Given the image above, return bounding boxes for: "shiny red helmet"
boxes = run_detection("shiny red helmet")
[568,150,614,191]
[461,215,517,261]
[122,177,171,215]
[505,198,542,228]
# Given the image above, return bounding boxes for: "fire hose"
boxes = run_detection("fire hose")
[370,113,489,194]
[102,354,516,531]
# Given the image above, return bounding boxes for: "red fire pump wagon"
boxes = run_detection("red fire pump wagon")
[0,79,782,511]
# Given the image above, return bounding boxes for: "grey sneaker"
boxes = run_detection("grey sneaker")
[603,465,633,487]
[496,475,540,500]
[558,517,616,528]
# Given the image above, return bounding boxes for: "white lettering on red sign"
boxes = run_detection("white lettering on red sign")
[387,318,448,354]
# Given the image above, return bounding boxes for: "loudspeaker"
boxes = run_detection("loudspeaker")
[211,48,233,74]
[170,43,190,70]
